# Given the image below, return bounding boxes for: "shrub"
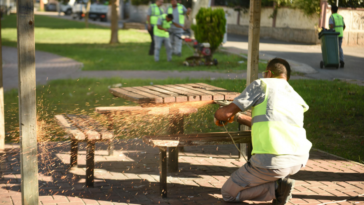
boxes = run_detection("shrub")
[191,7,226,54]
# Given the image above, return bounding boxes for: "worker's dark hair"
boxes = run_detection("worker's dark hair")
[166,14,174,20]
[266,58,291,81]
[331,5,338,13]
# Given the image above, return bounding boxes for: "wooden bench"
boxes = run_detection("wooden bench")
[143,131,252,198]
[55,114,114,187]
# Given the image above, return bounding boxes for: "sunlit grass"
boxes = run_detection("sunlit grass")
[2,14,266,72]
[4,78,364,163]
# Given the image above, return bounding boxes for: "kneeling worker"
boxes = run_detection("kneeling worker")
[154,14,184,62]
[214,58,312,205]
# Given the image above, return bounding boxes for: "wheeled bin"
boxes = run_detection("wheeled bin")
[318,30,340,69]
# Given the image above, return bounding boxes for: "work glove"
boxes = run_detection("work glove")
[214,116,234,127]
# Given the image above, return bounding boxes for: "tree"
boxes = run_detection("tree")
[109,0,119,44]
[191,8,226,55]
[85,0,91,28]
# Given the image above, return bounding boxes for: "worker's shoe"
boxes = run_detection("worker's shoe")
[340,61,345,68]
[272,178,295,205]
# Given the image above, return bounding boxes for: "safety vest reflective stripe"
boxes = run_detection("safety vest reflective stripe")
[251,79,312,155]
[147,4,163,25]
[331,13,344,37]
[168,4,185,25]
[154,14,172,38]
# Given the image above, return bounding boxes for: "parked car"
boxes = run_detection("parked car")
[72,0,109,21]
[61,0,75,15]
[45,3,57,11]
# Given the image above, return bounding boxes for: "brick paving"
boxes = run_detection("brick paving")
[0,140,363,205]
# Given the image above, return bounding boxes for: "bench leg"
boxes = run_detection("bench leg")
[70,139,78,167]
[159,147,167,198]
[168,115,184,172]
[86,141,95,187]
[108,139,114,156]
[168,147,178,172]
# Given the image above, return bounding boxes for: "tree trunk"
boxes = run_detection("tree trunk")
[85,0,91,28]
[109,0,119,44]
[0,20,4,151]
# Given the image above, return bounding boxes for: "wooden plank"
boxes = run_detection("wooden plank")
[167,85,213,101]
[55,115,86,140]
[17,0,39,203]
[95,106,143,114]
[66,115,101,140]
[159,148,167,198]
[194,83,240,100]
[177,84,224,101]
[133,86,176,103]
[0,19,4,151]
[109,88,152,103]
[76,115,114,140]
[155,85,200,102]
[144,86,188,103]
[122,87,163,104]
[143,131,251,147]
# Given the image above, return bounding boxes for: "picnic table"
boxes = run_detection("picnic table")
[108,83,252,197]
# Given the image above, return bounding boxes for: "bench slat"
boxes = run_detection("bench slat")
[177,84,224,101]
[76,115,114,140]
[67,114,101,140]
[55,115,86,140]
[194,83,240,100]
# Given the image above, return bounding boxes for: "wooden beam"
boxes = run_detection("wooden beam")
[167,115,184,173]
[0,19,4,151]
[143,131,251,147]
[17,0,39,203]
[242,0,262,160]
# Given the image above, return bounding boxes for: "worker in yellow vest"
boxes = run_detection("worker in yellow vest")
[146,0,164,55]
[329,5,346,68]
[167,0,191,56]
[214,58,312,205]
[154,14,184,62]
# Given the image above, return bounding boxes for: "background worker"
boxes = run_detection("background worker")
[329,5,346,68]
[214,58,312,205]
[146,0,164,56]
[167,0,191,56]
[154,14,184,62]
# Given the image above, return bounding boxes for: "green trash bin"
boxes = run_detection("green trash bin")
[319,30,340,69]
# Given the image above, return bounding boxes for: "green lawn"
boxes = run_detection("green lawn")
[4,78,364,163]
[2,14,266,72]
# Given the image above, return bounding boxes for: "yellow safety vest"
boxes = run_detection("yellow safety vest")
[331,13,344,37]
[251,79,312,155]
[168,3,185,25]
[154,14,172,38]
[147,3,164,26]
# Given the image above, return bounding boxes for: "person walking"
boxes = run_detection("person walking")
[166,0,191,56]
[329,5,346,68]
[154,14,184,62]
[146,0,164,55]
[214,58,312,205]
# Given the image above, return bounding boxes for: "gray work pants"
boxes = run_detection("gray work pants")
[221,162,302,202]
[338,37,344,62]
[154,36,172,62]
[169,26,183,55]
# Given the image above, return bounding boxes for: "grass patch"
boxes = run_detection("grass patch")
[4,78,364,163]
[2,14,266,72]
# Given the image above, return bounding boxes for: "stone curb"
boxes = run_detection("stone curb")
[223,46,318,74]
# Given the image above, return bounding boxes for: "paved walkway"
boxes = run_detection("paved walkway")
[2,46,309,91]
[0,141,363,205]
